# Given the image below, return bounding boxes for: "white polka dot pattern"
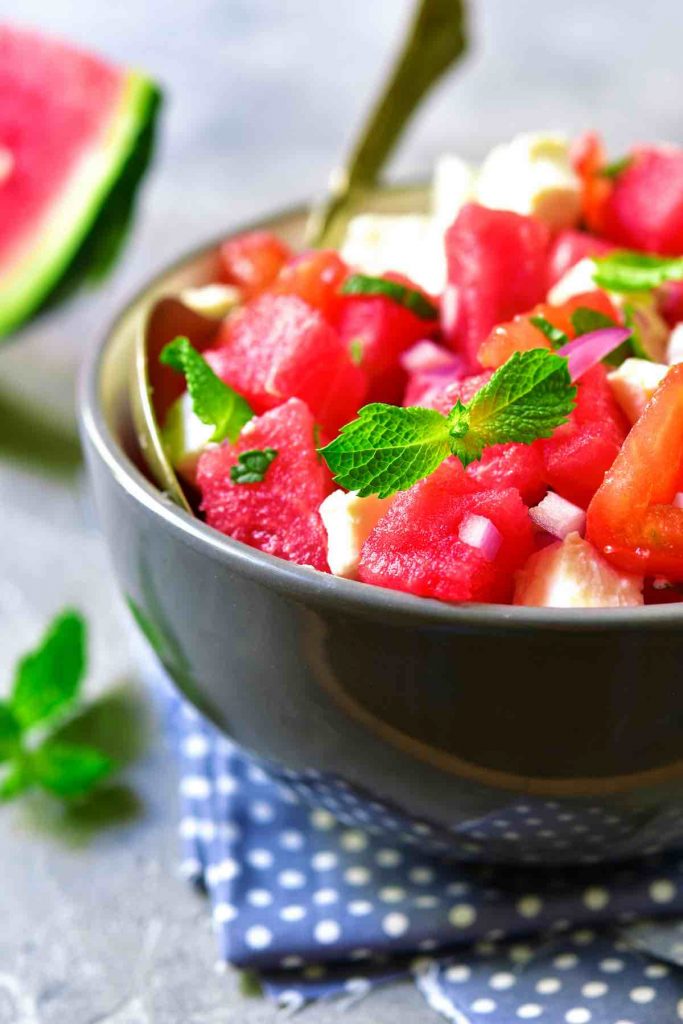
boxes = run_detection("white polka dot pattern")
[171,695,683,1020]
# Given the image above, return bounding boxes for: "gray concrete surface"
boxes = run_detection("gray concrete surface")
[2,1,683,1020]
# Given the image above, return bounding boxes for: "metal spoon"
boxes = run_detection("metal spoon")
[132,0,468,511]
[129,295,218,512]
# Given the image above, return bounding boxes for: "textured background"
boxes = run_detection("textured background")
[1,2,683,1020]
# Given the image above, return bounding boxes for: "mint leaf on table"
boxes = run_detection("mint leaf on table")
[0,703,20,762]
[160,336,253,443]
[31,741,112,799]
[592,251,683,293]
[320,404,452,498]
[10,610,85,729]
[321,350,576,495]
[0,762,31,801]
[448,350,576,466]
[341,273,439,320]
[1,610,114,804]
[529,314,569,348]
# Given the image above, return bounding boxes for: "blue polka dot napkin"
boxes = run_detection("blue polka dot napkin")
[169,696,683,1021]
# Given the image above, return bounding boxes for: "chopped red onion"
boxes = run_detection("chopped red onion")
[556,327,631,381]
[441,283,460,339]
[458,514,502,560]
[529,492,586,540]
[674,492,683,509]
[401,339,463,375]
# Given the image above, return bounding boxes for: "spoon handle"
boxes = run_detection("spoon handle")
[306,0,468,248]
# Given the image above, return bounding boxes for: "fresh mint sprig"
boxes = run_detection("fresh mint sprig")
[160,336,253,443]
[0,611,113,802]
[320,349,576,497]
[593,251,683,293]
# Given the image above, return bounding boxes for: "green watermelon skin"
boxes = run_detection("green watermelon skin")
[0,25,161,339]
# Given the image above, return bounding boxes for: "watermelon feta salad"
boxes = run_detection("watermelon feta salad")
[158,131,683,609]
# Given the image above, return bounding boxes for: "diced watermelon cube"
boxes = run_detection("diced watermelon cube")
[600,146,683,255]
[444,203,550,369]
[466,442,547,506]
[358,462,534,604]
[218,231,292,299]
[208,294,367,435]
[547,229,613,288]
[197,398,331,571]
[540,365,629,508]
[270,249,348,320]
[335,272,437,403]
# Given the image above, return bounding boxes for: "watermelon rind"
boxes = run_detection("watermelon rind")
[0,71,162,340]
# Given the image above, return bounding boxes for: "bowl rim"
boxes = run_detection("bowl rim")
[79,202,683,633]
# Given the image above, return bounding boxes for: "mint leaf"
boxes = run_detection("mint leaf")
[160,336,253,443]
[230,448,278,484]
[448,350,576,467]
[320,404,451,498]
[601,155,633,180]
[341,274,438,320]
[0,703,20,763]
[32,741,112,798]
[10,611,86,730]
[593,251,683,293]
[570,307,617,336]
[529,315,568,348]
[0,761,32,802]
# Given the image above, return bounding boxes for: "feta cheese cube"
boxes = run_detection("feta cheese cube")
[547,257,598,305]
[607,358,669,423]
[432,154,477,227]
[161,391,215,482]
[340,214,446,294]
[319,489,394,580]
[476,132,581,230]
[667,323,683,364]
[180,284,241,318]
[514,532,643,608]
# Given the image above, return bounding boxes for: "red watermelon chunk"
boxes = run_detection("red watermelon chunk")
[358,461,534,604]
[208,294,366,435]
[547,230,613,288]
[601,146,683,255]
[540,365,629,508]
[197,398,331,571]
[466,443,547,506]
[443,203,550,370]
[335,272,437,403]
[218,231,292,299]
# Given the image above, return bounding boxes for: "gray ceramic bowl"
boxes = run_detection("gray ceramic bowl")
[80,196,683,866]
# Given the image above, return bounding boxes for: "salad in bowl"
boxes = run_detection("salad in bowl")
[158,131,683,610]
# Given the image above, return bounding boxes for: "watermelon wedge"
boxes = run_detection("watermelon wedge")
[0,25,161,338]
